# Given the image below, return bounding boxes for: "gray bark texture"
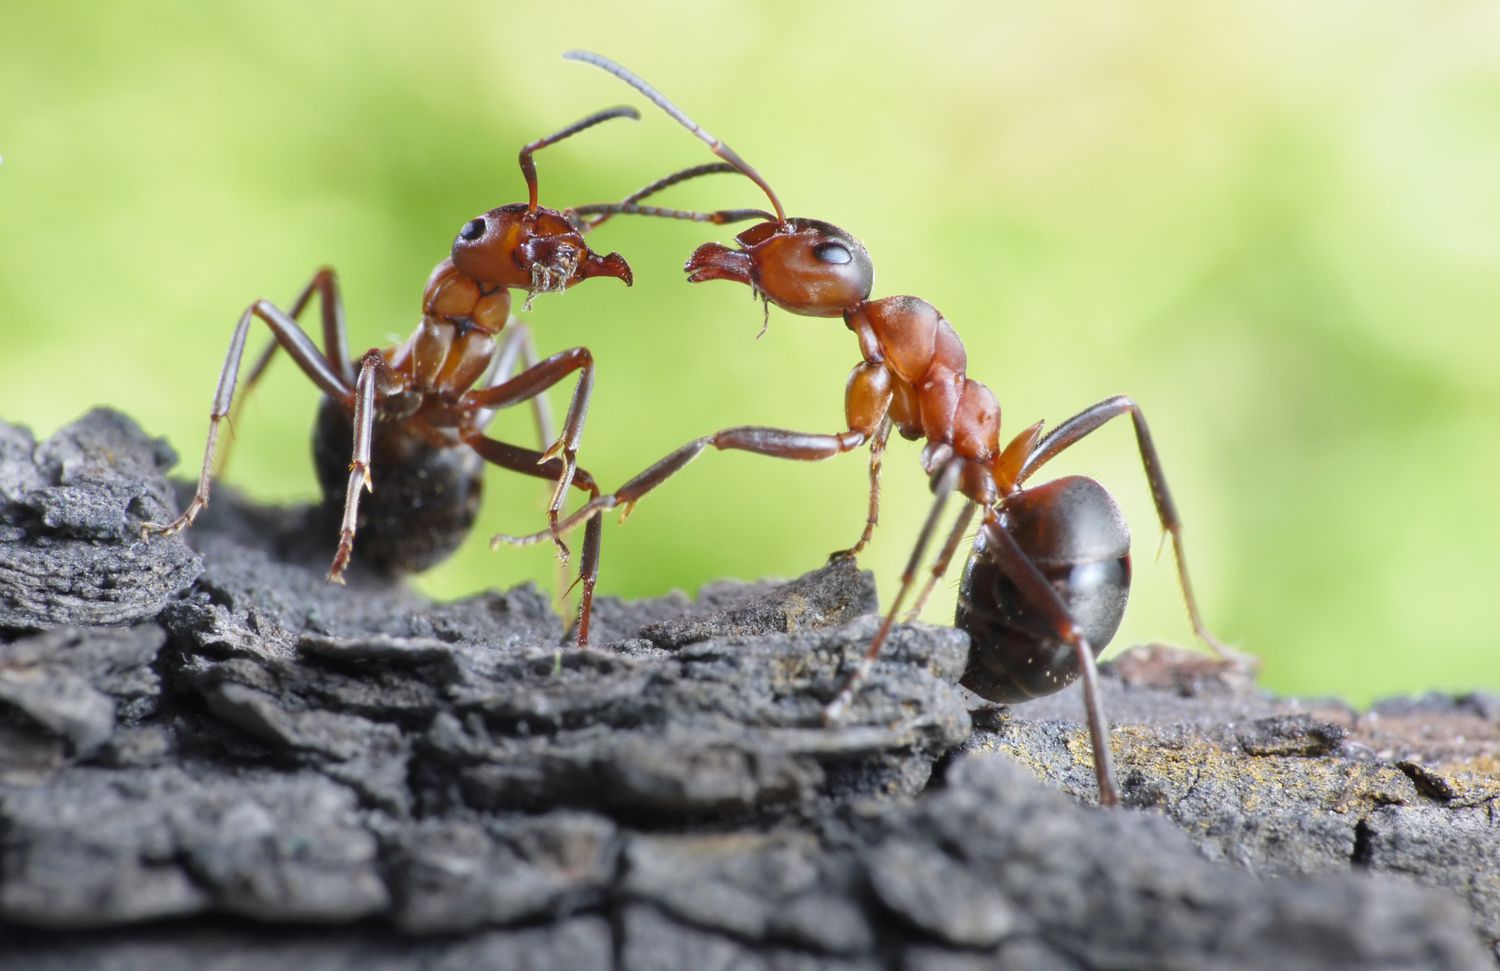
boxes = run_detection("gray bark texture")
[0,409,1496,969]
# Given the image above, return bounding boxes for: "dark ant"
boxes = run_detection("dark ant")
[141,105,657,644]
[499,52,1243,804]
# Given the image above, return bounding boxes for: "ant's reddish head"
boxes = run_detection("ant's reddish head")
[452,203,632,293]
[686,218,873,317]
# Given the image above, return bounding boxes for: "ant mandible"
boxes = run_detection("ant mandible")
[142,104,650,643]
[500,52,1243,805]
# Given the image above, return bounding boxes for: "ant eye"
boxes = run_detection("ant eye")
[813,241,852,265]
[459,218,485,241]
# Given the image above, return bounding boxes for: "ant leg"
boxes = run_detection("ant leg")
[465,434,603,646]
[902,500,978,623]
[326,350,385,583]
[821,460,965,724]
[295,267,355,386]
[476,324,556,445]
[142,299,352,539]
[462,347,594,554]
[503,360,890,548]
[1016,395,1236,660]
[493,424,873,547]
[220,268,353,477]
[977,515,1120,807]
[573,515,603,646]
[478,325,584,615]
[831,417,892,560]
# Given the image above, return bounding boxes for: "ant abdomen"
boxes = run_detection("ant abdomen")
[957,475,1131,703]
[312,397,483,574]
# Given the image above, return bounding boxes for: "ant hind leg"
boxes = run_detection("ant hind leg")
[1016,395,1243,664]
[975,514,1121,806]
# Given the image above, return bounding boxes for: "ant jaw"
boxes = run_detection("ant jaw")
[684,241,753,286]
[577,250,633,287]
[522,249,630,310]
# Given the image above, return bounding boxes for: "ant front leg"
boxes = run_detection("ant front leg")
[326,349,387,583]
[1016,395,1239,661]
[506,358,892,545]
[143,298,353,539]
[494,424,874,547]
[463,346,594,557]
[830,416,892,561]
[477,325,586,618]
[465,434,603,646]
[830,363,896,559]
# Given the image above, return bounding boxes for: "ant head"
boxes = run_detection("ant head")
[448,104,637,298]
[685,217,873,317]
[451,203,632,295]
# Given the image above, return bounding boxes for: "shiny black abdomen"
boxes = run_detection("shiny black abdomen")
[312,397,483,574]
[956,475,1131,703]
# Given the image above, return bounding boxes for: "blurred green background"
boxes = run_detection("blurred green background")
[2,2,1496,704]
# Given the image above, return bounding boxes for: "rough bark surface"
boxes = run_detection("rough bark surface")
[0,410,1495,969]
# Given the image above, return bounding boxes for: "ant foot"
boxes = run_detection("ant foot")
[326,536,354,584]
[820,659,872,725]
[545,511,573,565]
[1195,627,1260,673]
[139,504,202,540]
[828,530,874,562]
[1212,642,1261,676]
[820,689,855,726]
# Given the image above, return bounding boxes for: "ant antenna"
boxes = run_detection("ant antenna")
[617,162,740,205]
[576,162,772,231]
[563,50,787,224]
[576,202,772,227]
[520,105,640,212]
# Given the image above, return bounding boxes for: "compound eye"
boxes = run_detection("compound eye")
[813,240,852,265]
[459,218,485,242]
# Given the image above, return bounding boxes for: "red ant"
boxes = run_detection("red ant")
[142,105,655,644]
[500,52,1242,804]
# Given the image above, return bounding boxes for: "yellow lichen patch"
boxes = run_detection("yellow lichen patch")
[1064,728,1102,773]
[1441,753,1500,777]
[1110,731,1416,815]
[976,723,1429,814]
[778,593,811,632]
[968,733,1077,781]
[1405,757,1500,807]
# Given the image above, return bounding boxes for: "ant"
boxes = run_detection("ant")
[499,52,1242,804]
[141,104,658,644]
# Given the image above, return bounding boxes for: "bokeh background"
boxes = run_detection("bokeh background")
[2,2,1496,704]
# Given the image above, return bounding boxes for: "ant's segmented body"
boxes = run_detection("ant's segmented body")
[143,106,646,643]
[501,52,1241,803]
